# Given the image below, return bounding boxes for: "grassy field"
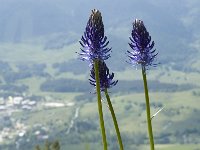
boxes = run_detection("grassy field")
[59,143,200,150]
[141,144,200,150]
[0,42,78,64]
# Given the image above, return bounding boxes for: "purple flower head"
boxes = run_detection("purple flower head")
[89,61,118,91]
[79,9,111,63]
[127,19,158,69]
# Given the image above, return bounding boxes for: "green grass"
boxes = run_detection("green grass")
[138,144,200,150]
[77,89,200,137]
[16,77,45,93]
[26,107,74,126]
[0,42,78,64]
[55,143,200,150]
[61,143,102,150]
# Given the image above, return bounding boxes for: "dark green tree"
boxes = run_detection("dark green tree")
[45,141,51,150]
[35,145,41,150]
[52,140,60,150]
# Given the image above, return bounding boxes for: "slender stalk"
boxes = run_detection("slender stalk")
[94,60,108,150]
[142,67,155,150]
[104,88,124,150]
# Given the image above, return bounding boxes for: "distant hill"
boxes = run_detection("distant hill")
[0,0,199,66]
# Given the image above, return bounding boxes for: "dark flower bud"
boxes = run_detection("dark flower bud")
[89,60,118,91]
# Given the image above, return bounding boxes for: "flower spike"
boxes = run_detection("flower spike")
[89,60,118,91]
[127,19,158,70]
[79,9,111,63]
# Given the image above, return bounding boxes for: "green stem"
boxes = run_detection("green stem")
[104,88,124,150]
[94,60,108,150]
[142,67,155,150]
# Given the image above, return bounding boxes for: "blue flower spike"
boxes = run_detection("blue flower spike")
[127,19,158,150]
[78,9,109,150]
[79,9,111,63]
[89,60,123,150]
[89,60,118,91]
[127,19,158,70]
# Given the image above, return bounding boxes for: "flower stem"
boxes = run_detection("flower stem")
[142,67,155,150]
[94,60,108,150]
[104,88,124,150]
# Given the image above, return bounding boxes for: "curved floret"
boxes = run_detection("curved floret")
[127,19,158,69]
[89,61,118,91]
[79,9,111,62]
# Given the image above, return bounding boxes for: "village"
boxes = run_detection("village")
[0,95,75,148]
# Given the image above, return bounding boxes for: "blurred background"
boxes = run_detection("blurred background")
[0,0,200,149]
